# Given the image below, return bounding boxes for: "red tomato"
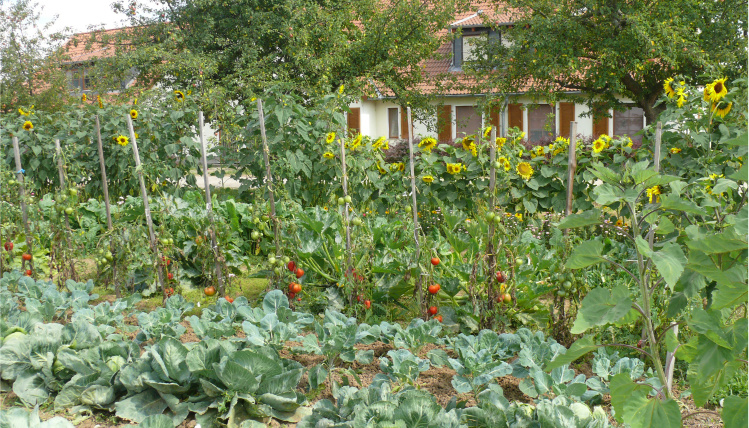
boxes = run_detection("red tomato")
[292,283,302,294]
[427,284,441,294]
[496,271,506,283]
[226,296,234,303]
[434,315,443,322]
[3,242,12,252]
[430,257,440,266]
[167,272,174,280]
[287,261,296,272]
[22,253,32,261]
[364,300,371,309]
[25,269,32,276]
[295,268,304,279]
[289,292,296,299]
[428,306,438,315]
[289,283,296,292]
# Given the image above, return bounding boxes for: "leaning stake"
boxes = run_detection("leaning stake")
[198,111,225,295]
[126,115,166,299]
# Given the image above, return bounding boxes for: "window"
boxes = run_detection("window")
[614,106,644,143]
[388,108,399,139]
[455,106,482,137]
[528,104,555,142]
[70,67,91,91]
[451,28,498,71]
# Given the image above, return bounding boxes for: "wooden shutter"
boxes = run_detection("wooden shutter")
[593,112,609,138]
[347,108,360,135]
[559,103,575,138]
[437,105,452,142]
[507,103,523,132]
[489,105,500,129]
[400,108,409,139]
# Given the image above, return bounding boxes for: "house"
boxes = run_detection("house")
[346,1,646,144]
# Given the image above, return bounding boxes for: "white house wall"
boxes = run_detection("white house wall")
[353,95,642,142]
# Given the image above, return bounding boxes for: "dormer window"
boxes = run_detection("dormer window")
[450,26,499,72]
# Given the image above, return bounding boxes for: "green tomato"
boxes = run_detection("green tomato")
[268,256,277,265]
[494,161,501,169]
[494,215,502,224]
[563,281,572,290]
[344,195,352,204]
[352,218,362,226]
[337,197,345,206]
[251,231,260,240]
[405,205,412,213]
[274,267,281,275]
[283,256,290,264]
[485,212,496,221]
[64,207,74,215]
[68,188,78,196]
[105,252,113,261]
[515,257,524,266]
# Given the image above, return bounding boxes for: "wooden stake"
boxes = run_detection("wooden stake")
[487,126,497,312]
[95,116,118,297]
[339,125,352,271]
[199,111,225,295]
[11,136,34,277]
[565,122,578,217]
[95,116,113,230]
[126,115,166,299]
[54,139,76,280]
[406,107,423,315]
[256,99,280,288]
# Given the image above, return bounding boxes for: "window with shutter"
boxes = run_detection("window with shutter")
[559,103,575,138]
[528,104,555,142]
[614,106,644,143]
[507,103,523,133]
[347,108,360,135]
[388,108,399,139]
[437,105,452,142]
[455,106,482,137]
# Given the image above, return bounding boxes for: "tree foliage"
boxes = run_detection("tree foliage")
[0,0,71,114]
[468,0,748,123]
[94,0,468,112]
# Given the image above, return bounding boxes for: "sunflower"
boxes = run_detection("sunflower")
[326,132,336,144]
[461,136,475,151]
[496,137,507,148]
[646,185,661,203]
[348,134,363,151]
[483,126,492,138]
[592,138,606,153]
[703,86,713,102]
[130,109,138,120]
[323,152,335,159]
[376,161,388,174]
[422,175,434,183]
[714,101,732,118]
[22,121,33,131]
[516,162,533,180]
[81,93,87,102]
[175,90,185,102]
[446,162,464,175]
[116,135,129,146]
[555,136,569,145]
[338,85,345,94]
[708,77,728,102]
[676,94,686,108]
[670,148,682,154]
[515,213,523,221]
[373,136,388,150]
[615,218,624,228]
[664,77,677,98]
[497,156,511,171]
[18,108,29,116]
[97,95,103,108]
[418,137,437,153]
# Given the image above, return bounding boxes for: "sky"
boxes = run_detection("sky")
[34,0,150,34]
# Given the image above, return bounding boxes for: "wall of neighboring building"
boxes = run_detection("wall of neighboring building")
[354,95,645,144]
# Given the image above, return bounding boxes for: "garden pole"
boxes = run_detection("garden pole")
[565,122,578,218]
[11,136,34,277]
[487,126,497,312]
[54,139,76,280]
[652,122,678,394]
[339,124,352,272]
[256,99,280,288]
[127,115,167,300]
[199,111,225,295]
[406,107,423,316]
[95,116,118,297]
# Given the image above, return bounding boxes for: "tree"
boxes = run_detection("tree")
[467,0,748,124]
[95,0,469,112]
[0,0,70,113]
